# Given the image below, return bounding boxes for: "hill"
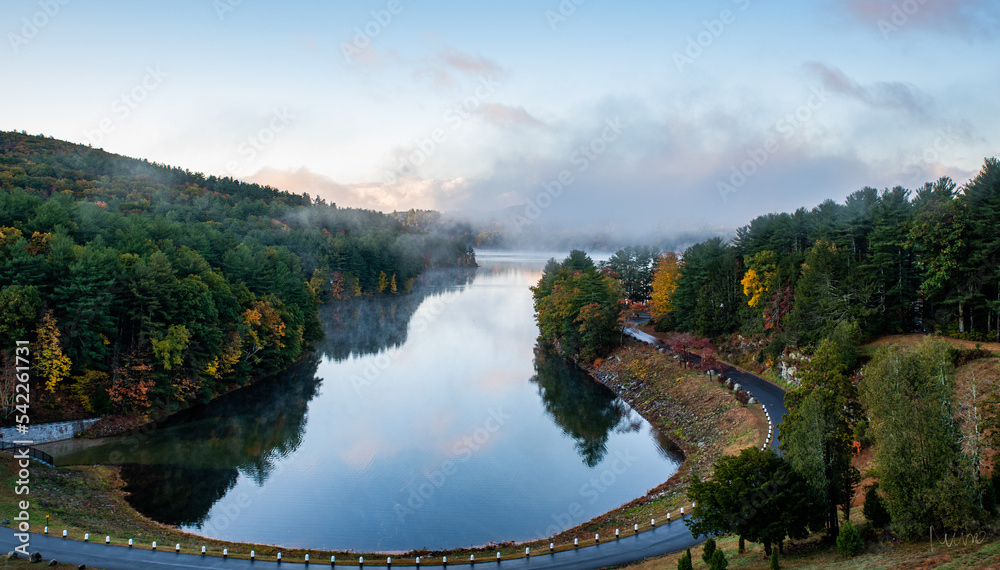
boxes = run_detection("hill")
[0,131,475,423]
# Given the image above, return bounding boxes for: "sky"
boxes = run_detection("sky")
[3,0,999,234]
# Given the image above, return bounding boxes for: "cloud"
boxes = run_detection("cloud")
[438,47,502,77]
[414,47,505,89]
[805,62,930,116]
[246,166,470,212]
[475,103,546,128]
[844,0,1000,37]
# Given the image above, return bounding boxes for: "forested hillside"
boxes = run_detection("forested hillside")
[0,131,475,419]
[659,158,1000,348]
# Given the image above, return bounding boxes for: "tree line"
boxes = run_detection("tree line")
[649,158,1000,348]
[0,131,475,419]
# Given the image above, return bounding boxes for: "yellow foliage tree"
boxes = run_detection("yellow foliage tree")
[378,271,388,293]
[741,250,777,307]
[650,252,681,319]
[36,310,72,392]
[390,273,398,294]
[242,299,286,360]
[150,324,190,370]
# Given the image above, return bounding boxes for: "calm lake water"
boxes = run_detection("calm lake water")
[50,251,681,552]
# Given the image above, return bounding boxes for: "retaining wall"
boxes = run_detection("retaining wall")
[0,418,101,444]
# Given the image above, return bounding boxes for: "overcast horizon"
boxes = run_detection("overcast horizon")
[4,0,998,234]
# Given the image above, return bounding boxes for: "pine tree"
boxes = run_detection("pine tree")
[709,548,729,570]
[702,537,717,564]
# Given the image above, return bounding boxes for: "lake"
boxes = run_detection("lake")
[49,251,682,552]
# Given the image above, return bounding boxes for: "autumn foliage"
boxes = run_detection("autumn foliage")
[532,251,625,363]
[650,251,681,319]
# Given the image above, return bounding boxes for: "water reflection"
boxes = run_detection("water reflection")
[56,355,322,525]
[53,269,478,527]
[45,254,681,551]
[530,348,626,467]
[318,268,476,361]
[530,347,682,468]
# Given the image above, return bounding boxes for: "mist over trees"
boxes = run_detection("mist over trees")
[0,132,475,419]
[656,158,1000,345]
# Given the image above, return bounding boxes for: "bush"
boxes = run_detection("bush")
[770,548,780,569]
[734,389,751,404]
[702,537,717,564]
[677,547,693,570]
[863,484,891,527]
[837,520,865,558]
[709,548,728,570]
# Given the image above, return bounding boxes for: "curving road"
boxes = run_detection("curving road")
[623,326,786,454]
[0,332,786,570]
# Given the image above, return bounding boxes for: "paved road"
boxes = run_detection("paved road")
[1,521,702,570]
[1,333,787,570]
[623,327,786,453]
